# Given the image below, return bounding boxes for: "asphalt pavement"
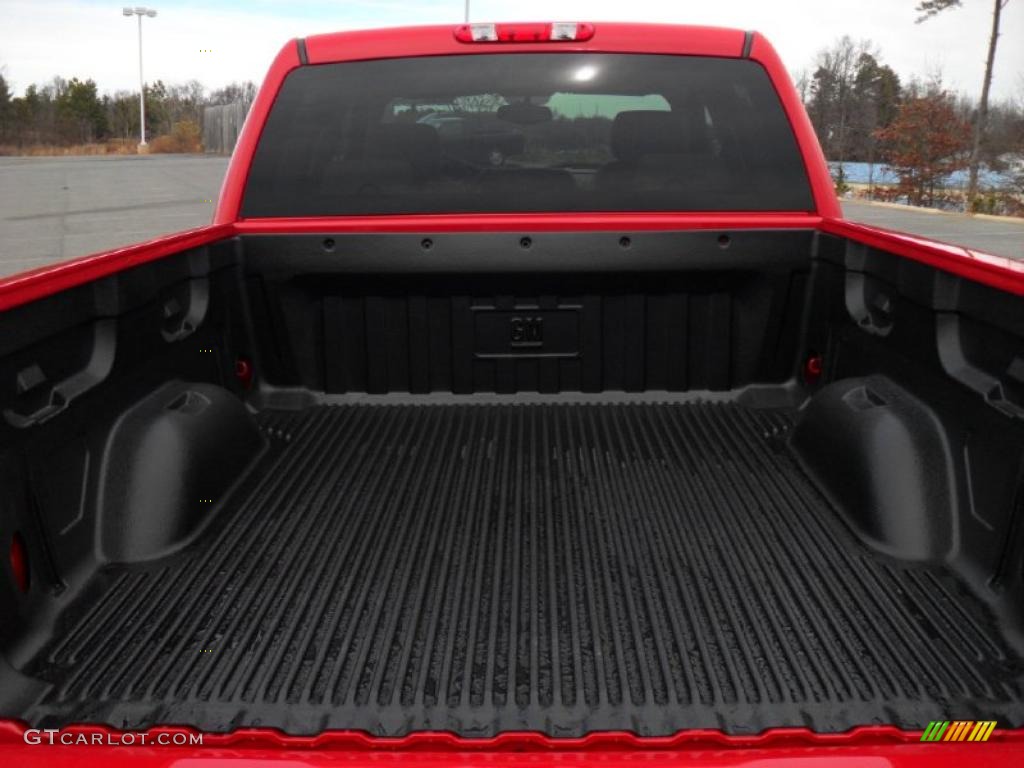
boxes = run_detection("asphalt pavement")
[0,155,1021,280]
[840,199,1024,259]
[0,155,227,278]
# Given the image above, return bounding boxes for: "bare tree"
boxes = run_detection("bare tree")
[917,0,1011,207]
[806,38,879,174]
[208,81,257,112]
[793,69,811,104]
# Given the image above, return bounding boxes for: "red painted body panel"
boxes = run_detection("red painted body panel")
[213,23,841,224]
[0,215,1022,313]
[212,40,300,226]
[305,22,747,63]
[233,211,825,234]
[0,223,234,312]
[2,721,1023,767]
[747,33,841,219]
[822,217,1024,296]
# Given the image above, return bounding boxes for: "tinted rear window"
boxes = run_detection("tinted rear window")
[242,53,813,216]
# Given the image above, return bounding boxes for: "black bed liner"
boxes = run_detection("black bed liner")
[20,401,1024,735]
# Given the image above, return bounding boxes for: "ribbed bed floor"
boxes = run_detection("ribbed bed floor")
[22,402,1024,735]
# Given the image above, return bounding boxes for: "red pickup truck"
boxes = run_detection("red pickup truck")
[1,21,1023,767]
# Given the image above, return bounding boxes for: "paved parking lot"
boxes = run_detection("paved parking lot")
[840,199,1024,259]
[0,155,227,278]
[0,155,1021,279]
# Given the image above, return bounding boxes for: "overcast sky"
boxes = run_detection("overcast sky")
[1,0,1021,101]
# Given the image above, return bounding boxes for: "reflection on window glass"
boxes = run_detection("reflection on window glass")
[243,53,813,216]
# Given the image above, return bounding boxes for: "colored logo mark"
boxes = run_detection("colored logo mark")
[921,721,996,742]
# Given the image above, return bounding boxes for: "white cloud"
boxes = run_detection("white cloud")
[0,0,1021,100]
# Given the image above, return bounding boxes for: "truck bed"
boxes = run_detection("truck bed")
[21,399,1024,736]
[3,226,1023,742]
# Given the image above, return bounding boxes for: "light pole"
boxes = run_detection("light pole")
[464,1,469,22]
[123,7,157,149]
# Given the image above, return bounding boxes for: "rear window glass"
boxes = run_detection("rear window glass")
[242,53,813,216]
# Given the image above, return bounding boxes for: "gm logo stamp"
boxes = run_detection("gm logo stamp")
[509,316,543,347]
[920,720,996,742]
[473,307,579,359]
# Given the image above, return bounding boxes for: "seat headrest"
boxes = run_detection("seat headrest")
[610,111,688,162]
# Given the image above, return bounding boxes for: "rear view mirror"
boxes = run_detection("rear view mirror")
[497,103,553,125]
